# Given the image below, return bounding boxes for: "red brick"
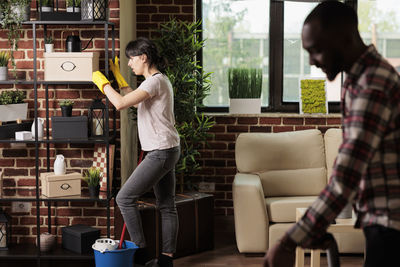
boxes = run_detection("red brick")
[137,14,150,22]
[273,126,294,133]
[173,14,194,21]
[174,0,193,4]
[182,6,193,13]
[98,218,115,227]
[0,159,15,166]
[227,125,248,133]
[159,6,180,13]
[84,208,107,216]
[250,126,272,132]
[327,117,342,125]
[295,126,316,131]
[214,134,236,141]
[17,178,36,186]
[209,125,225,133]
[20,217,37,225]
[71,217,96,225]
[207,142,227,150]
[204,160,226,167]
[305,118,326,125]
[215,168,236,176]
[3,178,16,187]
[55,90,80,99]
[283,117,304,125]
[16,159,36,167]
[260,117,281,125]
[108,0,119,8]
[151,14,171,22]
[237,117,258,125]
[137,23,159,30]
[3,149,28,157]
[70,159,93,168]
[57,208,81,216]
[4,168,29,176]
[214,151,235,159]
[137,6,158,13]
[12,226,30,235]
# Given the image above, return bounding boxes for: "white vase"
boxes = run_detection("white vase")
[0,66,7,81]
[54,154,66,175]
[45,44,54,53]
[229,98,261,114]
[41,6,52,12]
[67,7,80,13]
[31,118,44,139]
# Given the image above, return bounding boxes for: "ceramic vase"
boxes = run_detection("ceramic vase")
[0,66,7,81]
[54,154,66,175]
[37,232,56,252]
[31,118,44,139]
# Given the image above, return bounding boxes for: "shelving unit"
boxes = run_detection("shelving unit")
[0,19,116,266]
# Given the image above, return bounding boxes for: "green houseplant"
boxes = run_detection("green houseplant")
[0,90,28,122]
[1,0,31,78]
[228,67,262,114]
[59,99,74,117]
[44,35,53,52]
[300,79,327,114]
[0,51,10,81]
[66,0,81,12]
[83,167,102,198]
[154,19,214,192]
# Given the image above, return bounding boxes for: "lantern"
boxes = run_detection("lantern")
[81,0,108,21]
[0,209,11,250]
[89,98,106,137]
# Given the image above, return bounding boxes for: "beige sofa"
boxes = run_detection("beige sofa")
[233,129,364,253]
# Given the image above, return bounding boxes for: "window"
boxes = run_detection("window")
[357,0,400,74]
[198,0,347,112]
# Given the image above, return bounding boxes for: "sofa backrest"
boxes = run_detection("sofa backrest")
[236,129,327,197]
[324,128,343,182]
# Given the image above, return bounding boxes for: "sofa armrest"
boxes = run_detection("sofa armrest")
[233,173,269,253]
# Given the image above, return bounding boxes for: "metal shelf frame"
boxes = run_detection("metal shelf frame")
[0,20,116,266]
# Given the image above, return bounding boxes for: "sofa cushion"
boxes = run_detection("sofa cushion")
[236,129,326,174]
[324,128,342,183]
[259,167,327,197]
[265,196,317,222]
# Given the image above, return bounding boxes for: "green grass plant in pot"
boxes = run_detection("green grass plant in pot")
[228,68,262,114]
[83,167,102,198]
[0,51,10,81]
[59,99,74,117]
[66,0,81,12]
[44,35,53,53]
[154,19,215,192]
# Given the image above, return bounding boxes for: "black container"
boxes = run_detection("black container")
[52,116,88,140]
[62,224,100,254]
[61,106,73,117]
[0,122,32,139]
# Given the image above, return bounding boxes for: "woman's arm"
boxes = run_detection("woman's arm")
[104,84,150,110]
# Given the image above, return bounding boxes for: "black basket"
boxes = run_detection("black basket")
[81,0,107,21]
[36,0,81,21]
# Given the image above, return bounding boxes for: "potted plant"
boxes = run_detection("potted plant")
[83,167,101,198]
[1,0,32,79]
[39,0,53,12]
[66,0,80,13]
[44,35,53,53]
[0,51,10,81]
[154,19,214,192]
[59,99,74,117]
[228,68,263,114]
[0,90,28,122]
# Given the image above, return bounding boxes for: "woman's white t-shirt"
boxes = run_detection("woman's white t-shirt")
[137,73,180,151]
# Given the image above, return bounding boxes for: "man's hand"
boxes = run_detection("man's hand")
[109,56,129,89]
[263,236,296,267]
[92,71,110,94]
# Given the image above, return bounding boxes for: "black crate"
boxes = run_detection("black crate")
[62,224,100,254]
[52,116,88,140]
[0,122,32,139]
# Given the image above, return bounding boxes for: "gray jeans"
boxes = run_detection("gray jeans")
[116,146,180,253]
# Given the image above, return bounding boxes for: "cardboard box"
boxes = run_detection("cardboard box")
[40,172,82,198]
[15,131,32,140]
[62,224,100,254]
[44,52,99,81]
[52,116,88,140]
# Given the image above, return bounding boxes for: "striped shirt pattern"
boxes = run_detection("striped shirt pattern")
[287,45,400,247]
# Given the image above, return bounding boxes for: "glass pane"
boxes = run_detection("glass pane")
[283,1,341,102]
[202,0,269,106]
[358,0,400,73]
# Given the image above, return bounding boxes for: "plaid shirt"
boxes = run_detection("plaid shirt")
[287,45,400,247]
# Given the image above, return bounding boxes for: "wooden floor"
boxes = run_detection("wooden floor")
[175,216,364,267]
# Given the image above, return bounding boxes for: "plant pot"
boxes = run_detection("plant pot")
[229,98,261,114]
[0,66,7,81]
[41,6,53,12]
[0,103,28,122]
[37,232,56,252]
[45,44,54,53]
[61,105,73,117]
[67,7,81,13]
[88,185,100,198]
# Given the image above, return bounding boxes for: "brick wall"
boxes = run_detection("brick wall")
[194,114,342,216]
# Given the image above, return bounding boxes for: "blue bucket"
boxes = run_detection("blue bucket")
[94,241,139,267]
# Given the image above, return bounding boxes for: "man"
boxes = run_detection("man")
[264,1,400,267]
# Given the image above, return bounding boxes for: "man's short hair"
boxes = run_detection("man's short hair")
[304,1,358,32]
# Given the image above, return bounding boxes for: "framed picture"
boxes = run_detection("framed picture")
[92,144,115,192]
[299,78,328,114]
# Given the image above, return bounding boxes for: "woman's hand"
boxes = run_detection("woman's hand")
[92,71,110,94]
[109,56,129,89]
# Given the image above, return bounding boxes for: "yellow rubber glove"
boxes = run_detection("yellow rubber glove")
[109,56,129,89]
[92,71,110,94]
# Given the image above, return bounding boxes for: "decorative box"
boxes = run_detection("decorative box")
[52,116,88,140]
[44,52,99,81]
[0,122,31,139]
[15,131,32,140]
[40,172,82,198]
[62,224,100,254]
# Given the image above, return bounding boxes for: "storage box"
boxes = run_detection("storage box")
[62,224,100,254]
[0,122,32,139]
[44,52,99,81]
[15,131,32,140]
[40,172,82,198]
[52,116,88,140]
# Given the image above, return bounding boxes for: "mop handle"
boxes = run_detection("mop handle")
[118,150,145,249]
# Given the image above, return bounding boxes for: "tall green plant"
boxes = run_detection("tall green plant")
[154,19,215,192]
[228,68,262,99]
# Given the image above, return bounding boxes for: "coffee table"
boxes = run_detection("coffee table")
[295,208,363,267]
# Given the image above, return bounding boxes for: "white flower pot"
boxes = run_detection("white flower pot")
[0,103,28,122]
[41,6,53,12]
[67,7,80,13]
[229,98,261,114]
[0,66,7,81]
[45,44,54,53]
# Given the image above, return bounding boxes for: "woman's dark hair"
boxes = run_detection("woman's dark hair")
[125,37,166,73]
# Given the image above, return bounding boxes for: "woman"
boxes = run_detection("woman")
[92,37,180,267]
